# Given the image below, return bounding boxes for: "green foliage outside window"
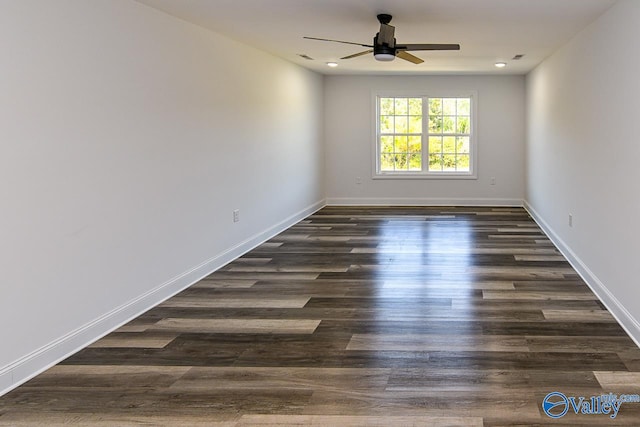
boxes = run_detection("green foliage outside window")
[380,96,471,174]
[380,97,422,172]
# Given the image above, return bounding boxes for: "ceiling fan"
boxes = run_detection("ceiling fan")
[304,14,460,64]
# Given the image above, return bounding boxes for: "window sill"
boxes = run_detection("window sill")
[373,173,478,180]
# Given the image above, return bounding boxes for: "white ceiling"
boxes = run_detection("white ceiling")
[136,0,616,75]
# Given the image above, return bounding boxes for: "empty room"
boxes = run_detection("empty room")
[1,0,639,425]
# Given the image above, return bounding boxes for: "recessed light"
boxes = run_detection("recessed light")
[495,62,507,68]
[326,62,338,67]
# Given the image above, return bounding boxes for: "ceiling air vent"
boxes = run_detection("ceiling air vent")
[512,54,525,60]
[298,54,314,60]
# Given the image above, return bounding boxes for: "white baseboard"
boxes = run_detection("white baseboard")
[0,370,11,397]
[0,199,326,397]
[524,201,640,348]
[326,197,523,207]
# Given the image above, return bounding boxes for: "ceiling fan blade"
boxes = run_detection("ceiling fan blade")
[378,23,395,47]
[303,37,373,48]
[341,49,374,60]
[396,50,424,64]
[397,43,461,51]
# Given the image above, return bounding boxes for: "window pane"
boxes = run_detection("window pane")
[429,116,442,133]
[428,154,442,171]
[409,153,421,171]
[381,154,394,171]
[429,98,442,115]
[409,116,422,134]
[443,136,456,153]
[457,154,470,171]
[381,136,394,153]
[443,116,455,133]
[380,98,394,115]
[429,136,442,153]
[395,154,408,170]
[457,98,470,115]
[408,98,422,115]
[457,137,470,154]
[380,116,393,133]
[443,98,457,115]
[394,116,408,133]
[443,154,456,171]
[394,136,408,152]
[408,136,421,153]
[457,116,470,134]
[395,98,408,115]
[377,95,472,176]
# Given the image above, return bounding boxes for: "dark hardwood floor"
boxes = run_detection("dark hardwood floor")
[1,206,639,425]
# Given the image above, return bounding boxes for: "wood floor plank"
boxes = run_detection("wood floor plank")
[497,228,544,233]
[542,309,617,322]
[353,247,559,255]
[225,265,349,273]
[594,371,640,390]
[525,336,640,353]
[300,389,542,419]
[191,279,257,289]
[169,367,391,391]
[207,272,320,280]
[89,334,178,349]
[619,348,640,371]
[483,290,598,300]
[150,318,321,334]
[1,206,638,425]
[0,413,238,426]
[257,242,283,248]
[19,365,190,388]
[385,368,601,392]
[233,257,273,264]
[236,414,483,426]
[112,319,159,333]
[346,334,530,352]
[514,255,567,262]
[158,296,310,309]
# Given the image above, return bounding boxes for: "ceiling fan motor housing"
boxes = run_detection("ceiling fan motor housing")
[373,35,396,61]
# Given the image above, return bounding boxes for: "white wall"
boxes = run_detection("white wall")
[0,0,324,393]
[526,0,640,342]
[324,75,525,205]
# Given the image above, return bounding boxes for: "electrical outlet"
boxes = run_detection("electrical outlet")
[233,209,240,223]
[568,214,573,227]
[490,177,496,185]
[356,177,362,185]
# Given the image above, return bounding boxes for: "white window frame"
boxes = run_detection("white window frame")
[372,90,478,180]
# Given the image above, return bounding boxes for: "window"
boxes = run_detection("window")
[375,93,476,179]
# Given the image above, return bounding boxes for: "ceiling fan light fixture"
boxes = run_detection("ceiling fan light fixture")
[374,53,395,62]
[374,43,396,62]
